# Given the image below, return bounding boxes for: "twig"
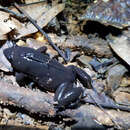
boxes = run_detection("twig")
[0,80,55,116]
[0,7,25,19]
[19,0,47,7]
[84,95,130,112]
[14,3,69,62]
[0,80,129,128]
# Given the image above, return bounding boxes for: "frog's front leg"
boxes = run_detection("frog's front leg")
[67,65,92,89]
[15,72,28,86]
[15,72,34,87]
[54,82,83,108]
[36,46,47,53]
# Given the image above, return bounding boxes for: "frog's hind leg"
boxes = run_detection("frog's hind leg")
[54,82,83,109]
[68,65,92,89]
[68,65,101,99]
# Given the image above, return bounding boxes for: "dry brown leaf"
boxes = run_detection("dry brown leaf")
[0,41,13,72]
[26,38,58,58]
[121,77,130,87]
[24,0,41,4]
[80,0,130,29]
[16,4,65,38]
[0,34,7,40]
[106,64,127,95]
[113,91,130,106]
[0,11,22,39]
[11,1,49,20]
[109,36,130,65]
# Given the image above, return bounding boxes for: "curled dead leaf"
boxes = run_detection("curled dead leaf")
[109,36,130,66]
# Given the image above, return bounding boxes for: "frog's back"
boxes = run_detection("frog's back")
[37,59,75,91]
[5,46,74,91]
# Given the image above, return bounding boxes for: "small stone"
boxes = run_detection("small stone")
[58,57,64,64]
[77,55,92,68]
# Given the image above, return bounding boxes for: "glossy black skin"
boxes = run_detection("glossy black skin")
[4,45,92,108]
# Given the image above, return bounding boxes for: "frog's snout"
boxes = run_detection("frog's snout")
[3,48,14,62]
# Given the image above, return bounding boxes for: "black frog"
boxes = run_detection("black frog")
[3,43,92,108]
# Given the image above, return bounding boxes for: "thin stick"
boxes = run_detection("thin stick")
[14,3,69,62]
[88,93,121,129]
[19,0,47,7]
[0,7,25,19]
[84,99,130,112]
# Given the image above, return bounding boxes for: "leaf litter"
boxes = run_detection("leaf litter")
[0,0,129,129]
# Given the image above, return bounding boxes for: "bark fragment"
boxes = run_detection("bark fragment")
[0,81,55,116]
[0,81,130,128]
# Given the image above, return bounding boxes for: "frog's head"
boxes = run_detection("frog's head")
[3,46,16,63]
[3,40,17,63]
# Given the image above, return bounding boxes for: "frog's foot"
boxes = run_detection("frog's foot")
[54,82,83,110]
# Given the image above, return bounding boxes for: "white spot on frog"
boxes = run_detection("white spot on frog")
[47,78,52,84]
